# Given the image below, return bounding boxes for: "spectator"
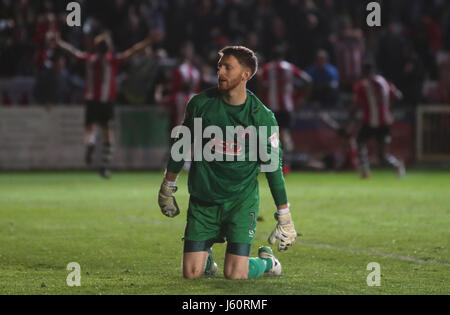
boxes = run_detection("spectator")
[164,0,192,57]
[33,52,69,106]
[261,17,291,63]
[411,14,442,80]
[119,44,167,105]
[306,49,340,107]
[296,9,332,69]
[0,0,448,108]
[330,16,365,92]
[376,22,408,87]
[397,43,425,107]
[190,0,218,58]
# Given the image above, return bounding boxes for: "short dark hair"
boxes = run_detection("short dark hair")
[218,46,258,79]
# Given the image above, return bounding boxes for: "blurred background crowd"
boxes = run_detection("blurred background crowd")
[0,0,449,108]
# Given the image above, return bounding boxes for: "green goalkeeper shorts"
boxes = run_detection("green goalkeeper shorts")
[183,187,259,256]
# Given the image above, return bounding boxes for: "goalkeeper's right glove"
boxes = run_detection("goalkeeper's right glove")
[158,181,180,218]
[268,210,297,251]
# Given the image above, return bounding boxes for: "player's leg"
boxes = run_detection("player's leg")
[204,247,218,275]
[183,240,218,279]
[99,102,115,178]
[182,251,209,279]
[223,244,280,280]
[222,190,281,280]
[99,122,114,177]
[84,102,97,165]
[223,244,251,279]
[377,126,405,178]
[356,125,372,178]
[182,197,220,279]
[84,124,97,165]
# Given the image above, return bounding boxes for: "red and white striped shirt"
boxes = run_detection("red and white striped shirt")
[79,52,123,103]
[168,62,201,125]
[258,60,306,112]
[353,75,401,127]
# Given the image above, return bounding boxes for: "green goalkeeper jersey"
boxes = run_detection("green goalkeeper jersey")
[167,87,287,206]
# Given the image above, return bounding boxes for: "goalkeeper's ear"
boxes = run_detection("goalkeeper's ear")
[241,67,252,82]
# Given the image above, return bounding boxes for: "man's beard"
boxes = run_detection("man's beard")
[218,76,242,92]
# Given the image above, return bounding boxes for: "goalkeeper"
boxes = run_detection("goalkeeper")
[158,46,298,280]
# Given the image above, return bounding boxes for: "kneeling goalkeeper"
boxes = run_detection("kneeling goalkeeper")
[158,46,298,280]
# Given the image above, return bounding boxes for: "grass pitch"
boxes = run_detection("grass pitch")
[0,170,449,295]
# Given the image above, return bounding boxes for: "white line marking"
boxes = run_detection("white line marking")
[300,241,450,266]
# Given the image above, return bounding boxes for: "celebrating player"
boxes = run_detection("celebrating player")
[258,49,312,175]
[351,62,405,178]
[57,31,158,178]
[158,46,298,280]
[166,41,202,129]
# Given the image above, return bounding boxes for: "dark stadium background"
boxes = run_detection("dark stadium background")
[0,0,449,170]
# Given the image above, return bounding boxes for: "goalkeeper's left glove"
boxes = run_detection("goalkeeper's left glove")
[268,208,297,251]
[158,180,180,218]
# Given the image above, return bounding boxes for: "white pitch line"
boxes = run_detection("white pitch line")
[300,241,450,267]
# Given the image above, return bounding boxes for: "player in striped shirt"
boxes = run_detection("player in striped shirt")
[258,50,312,174]
[166,41,201,128]
[351,63,405,179]
[58,31,157,178]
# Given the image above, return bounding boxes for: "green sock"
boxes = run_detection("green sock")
[248,258,268,279]
[204,249,212,271]
[262,257,273,272]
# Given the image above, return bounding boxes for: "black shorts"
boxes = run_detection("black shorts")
[357,125,392,144]
[274,111,294,130]
[85,101,115,128]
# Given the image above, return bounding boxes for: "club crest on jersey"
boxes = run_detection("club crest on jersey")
[269,133,279,148]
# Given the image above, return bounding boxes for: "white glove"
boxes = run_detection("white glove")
[158,181,180,218]
[268,210,297,251]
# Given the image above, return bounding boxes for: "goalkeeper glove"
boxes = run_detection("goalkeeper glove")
[158,180,180,218]
[268,209,297,251]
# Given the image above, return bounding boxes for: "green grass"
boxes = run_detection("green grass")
[0,170,449,295]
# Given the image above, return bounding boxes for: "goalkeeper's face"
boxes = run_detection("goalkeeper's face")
[217,55,249,92]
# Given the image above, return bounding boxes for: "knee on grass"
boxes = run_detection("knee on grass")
[183,265,204,279]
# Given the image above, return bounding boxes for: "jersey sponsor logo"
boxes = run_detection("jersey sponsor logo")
[210,138,243,156]
[170,118,280,172]
[237,128,253,141]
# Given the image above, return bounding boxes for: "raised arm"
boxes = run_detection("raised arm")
[389,82,403,102]
[294,67,313,86]
[117,30,162,61]
[57,39,86,59]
